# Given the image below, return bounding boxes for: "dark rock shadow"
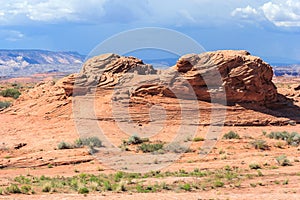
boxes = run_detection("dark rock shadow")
[238,94,300,125]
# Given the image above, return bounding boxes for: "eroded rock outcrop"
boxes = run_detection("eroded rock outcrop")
[133,50,278,104]
[3,50,296,125]
[75,53,156,89]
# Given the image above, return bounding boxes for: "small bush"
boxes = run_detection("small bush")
[276,155,291,166]
[267,131,300,146]
[274,141,285,149]
[180,183,191,191]
[0,88,21,99]
[138,143,164,153]
[213,180,224,188]
[249,163,261,169]
[20,185,31,194]
[193,137,205,142]
[58,141,72,149]
[78,187,89,194]
[0,101,11,109]
[223,131,240,139]
[75,136,102,148]
[42,183,51,193]
[282,179,289,185]
[251,140,269,150]
[127,135,143,145]
[6,184,21,194]
[103,181,112,191]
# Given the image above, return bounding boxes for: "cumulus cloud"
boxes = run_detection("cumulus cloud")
[0,0,107,24]
[0,0,239,26]
[232,0,300,27]
[231,5,259,19]
[261,1,300,27]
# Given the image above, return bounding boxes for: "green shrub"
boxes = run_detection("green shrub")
[0,101,11,109]
[103,181,112,191]
[138,143,164,153]
[180,183,191,191]
[0,88,21,99]
[42,183,51,192]
[20,185,31,194]
[78,187,89,194]
[223,131,240,139]
[249,163,261,169]
[213,180,224,187]
[276,155,291,166]
[127,135,143,145]
[75,136,102,148]
[287,132,300,146]
[267,131,300,146]
[193,137,205,142]
[6,184,21,194]
[250,140,269,150]
[58,141,72,149]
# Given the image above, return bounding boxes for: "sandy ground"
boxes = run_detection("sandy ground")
[0,77,300,199]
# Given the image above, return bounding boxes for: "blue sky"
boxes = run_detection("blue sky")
[0,0,300,63]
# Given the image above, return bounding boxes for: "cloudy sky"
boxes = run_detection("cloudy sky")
[0,0,300,63]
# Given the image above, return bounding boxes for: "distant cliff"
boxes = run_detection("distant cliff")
[0,49,85,77]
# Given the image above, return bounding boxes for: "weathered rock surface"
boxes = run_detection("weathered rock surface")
[75,53,156,88]
[133,50,278,104]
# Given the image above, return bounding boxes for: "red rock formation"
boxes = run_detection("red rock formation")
[134,50,278,104]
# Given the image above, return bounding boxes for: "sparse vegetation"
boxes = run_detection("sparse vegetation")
[0,88,21,99]
[20,185,31,194]
[249,163,261,170]
[282,179,289,185]
[276,155,291,166]
[180,183,191,191]
[267,131,300,146]
[0,101,11,109]
[250,140,269,150]
[213,180,224,188]
[75,136,102,148]
[5,168,257,194]
[6,184,21,194]
[57,141,72,149]
[138,143,164,153]
[57,137,103,152]
[193,137,205,142]
[223,131,240,139]
[78,187,89,194]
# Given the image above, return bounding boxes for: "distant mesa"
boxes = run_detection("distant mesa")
[0,49,85,77]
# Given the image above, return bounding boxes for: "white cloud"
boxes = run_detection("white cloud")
[232,0,300,27]
[231,5,259,19]
[0,0,245,26]
[0,0,107,24]
[261,1,300,27]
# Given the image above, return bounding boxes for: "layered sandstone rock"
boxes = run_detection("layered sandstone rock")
[3,50,296,125]
[75,53,156,89]
[133,50,278,104]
